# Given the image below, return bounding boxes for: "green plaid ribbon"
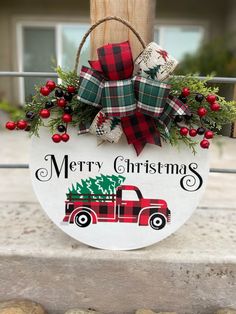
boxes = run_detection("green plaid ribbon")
[77,67,171,118]
[133,76,171,117]
[77,67,190,135]
[159,95,191,134]
[77,66,104,108]
[101,80,136,117]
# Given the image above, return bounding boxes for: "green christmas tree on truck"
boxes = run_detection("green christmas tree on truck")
[67,174,126,202]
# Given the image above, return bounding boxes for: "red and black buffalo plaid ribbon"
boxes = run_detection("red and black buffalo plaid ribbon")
[89,41,134,80]
[121,112,161,156]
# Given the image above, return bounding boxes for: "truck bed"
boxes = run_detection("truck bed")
[66,193,116,202]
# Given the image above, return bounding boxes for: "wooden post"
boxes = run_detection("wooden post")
[231,84,236,137]
[90,0,156,60]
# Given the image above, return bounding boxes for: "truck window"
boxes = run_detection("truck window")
[122,190,139,201]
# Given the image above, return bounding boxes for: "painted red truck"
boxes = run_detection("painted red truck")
[63,185,171,230]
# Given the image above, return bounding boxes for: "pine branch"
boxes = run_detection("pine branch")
[168,74,236,129]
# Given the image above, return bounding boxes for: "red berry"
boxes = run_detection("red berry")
[5,121,16,130]
[206,94,216,104]
[61,133,70,142]
[57,98,67,107]
[180,127,189,136]
[17,120,28,130]
[40,86,51,96]
[210,102,220,112]
[46,80,56,91]
[182,87,190,97]
[40,109,50,119]
[205,130,214,139]
[189,129,197,137]
[67,86,76,93]
[197,107,207,117]
[52,134,61,143]
[200,139,210,149]
[62,114,72,123]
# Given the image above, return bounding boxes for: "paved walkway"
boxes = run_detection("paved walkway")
[0,131,235,209]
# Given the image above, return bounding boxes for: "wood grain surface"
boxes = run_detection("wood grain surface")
[90,0,156,59]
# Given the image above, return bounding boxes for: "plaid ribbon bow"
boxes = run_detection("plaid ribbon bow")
[77,41,190,155]
[78,66,171,118]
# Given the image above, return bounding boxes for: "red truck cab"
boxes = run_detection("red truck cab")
[63,185,171,230]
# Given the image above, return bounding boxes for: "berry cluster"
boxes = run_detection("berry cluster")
[5,120,28,131]
[180,127,214,149]
[6,80,77,143]
[177,87,221,149]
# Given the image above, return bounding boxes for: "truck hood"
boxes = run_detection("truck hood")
[145,198,167,207]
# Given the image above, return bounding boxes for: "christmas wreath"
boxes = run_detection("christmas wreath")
[6,16,236,155]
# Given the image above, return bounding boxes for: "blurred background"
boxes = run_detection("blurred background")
[0,0,236,107]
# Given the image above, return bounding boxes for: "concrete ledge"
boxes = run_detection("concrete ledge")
[0,202,235,314]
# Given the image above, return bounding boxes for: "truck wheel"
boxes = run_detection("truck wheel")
[149,213,166,230]
[74,212,91,228]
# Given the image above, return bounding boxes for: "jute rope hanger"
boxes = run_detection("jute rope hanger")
[74,15,147,73]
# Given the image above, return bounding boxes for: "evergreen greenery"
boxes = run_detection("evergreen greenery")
[24,67,99,136]
[16,66,236,152]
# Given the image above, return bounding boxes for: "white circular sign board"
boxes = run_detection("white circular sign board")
[30,128,209,250]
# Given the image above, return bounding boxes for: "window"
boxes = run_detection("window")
[59,24,90,70]
[122,190,139,201]
[22,27,56,102]
[18,22,90,102]
[154,25,205,62]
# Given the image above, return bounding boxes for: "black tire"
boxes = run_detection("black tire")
[149,213,166,230]
[74,211,91,228]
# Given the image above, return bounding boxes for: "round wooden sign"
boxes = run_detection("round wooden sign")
[30,128,209,250]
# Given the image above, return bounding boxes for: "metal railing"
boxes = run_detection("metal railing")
[0,71,58,78]
[0,164,236,174]
[0,71,236,174]
[1,71,236,83]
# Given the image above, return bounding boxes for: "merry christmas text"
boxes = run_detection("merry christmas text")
[35,154,203,192]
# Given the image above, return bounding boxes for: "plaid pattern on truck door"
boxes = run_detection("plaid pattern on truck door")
[118,202,141,223]
[116,186,162,224]
[118,198,164,224]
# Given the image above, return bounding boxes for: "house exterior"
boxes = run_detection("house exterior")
[0,0,235,105]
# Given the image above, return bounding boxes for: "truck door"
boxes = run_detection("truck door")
[118,189,142,223]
